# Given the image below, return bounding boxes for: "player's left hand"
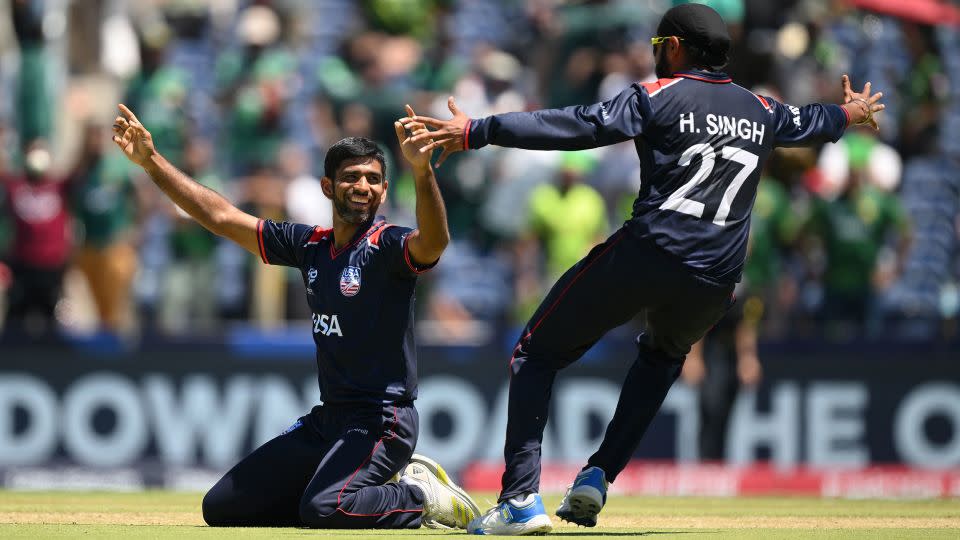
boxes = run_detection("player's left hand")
[406,96,470,168]
[840,75,884,131]
[396,105,434,171]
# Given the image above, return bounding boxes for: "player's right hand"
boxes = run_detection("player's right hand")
[396,105,435,171]
[112,104,158,168]
[407,96,470,168]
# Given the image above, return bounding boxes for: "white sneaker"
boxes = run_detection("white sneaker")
[401,454,480,529]
[467,493,553,535]
[555,466,607,527]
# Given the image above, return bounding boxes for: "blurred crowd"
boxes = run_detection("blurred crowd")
[0,0,958,345]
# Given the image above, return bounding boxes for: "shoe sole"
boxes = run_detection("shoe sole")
[408,454,482,519]
[556,486,603,527]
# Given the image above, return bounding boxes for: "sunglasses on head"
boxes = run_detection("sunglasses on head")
[650,36,685,46]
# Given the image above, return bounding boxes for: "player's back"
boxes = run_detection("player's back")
[627,71,844,284]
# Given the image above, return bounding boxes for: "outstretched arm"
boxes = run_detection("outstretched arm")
[769,75,885,147]
[395,105,450,267]
[111,104,260,257]
[409,85,648,166]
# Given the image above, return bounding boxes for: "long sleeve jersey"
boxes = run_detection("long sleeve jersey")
[467,69,849,284]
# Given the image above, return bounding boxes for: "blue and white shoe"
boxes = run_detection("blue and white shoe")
[467,493,553,535]
[555,466,607,527]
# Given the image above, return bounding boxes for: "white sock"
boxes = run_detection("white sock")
[509,493,536,506]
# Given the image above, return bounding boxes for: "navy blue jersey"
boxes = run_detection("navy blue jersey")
[256,218,434,405]
[467,69,849,284]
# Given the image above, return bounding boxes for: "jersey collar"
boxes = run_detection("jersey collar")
[674,69,732,84]
[329,216,387,259]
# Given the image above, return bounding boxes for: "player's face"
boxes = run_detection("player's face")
[328,158,387,225]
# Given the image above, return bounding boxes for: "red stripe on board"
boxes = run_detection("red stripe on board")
[462,461,960,499]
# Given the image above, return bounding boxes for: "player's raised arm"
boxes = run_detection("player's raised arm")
[111,104,260,257]
[409,86,648,166]
[395,105,450,267]
[767,74,885,147]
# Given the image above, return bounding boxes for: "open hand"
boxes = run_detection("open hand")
[841,75,884,131]
[395,104,434,170]
[406,97,470,168]
[112,104,157,168]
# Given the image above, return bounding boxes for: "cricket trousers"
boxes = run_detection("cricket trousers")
[203,401,424,528]
[501,226,735,501]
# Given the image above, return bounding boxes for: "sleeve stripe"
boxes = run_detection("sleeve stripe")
[403,235,433,275]
[256,219,270,264]
[840,104,851,127]
[463,119,471,150]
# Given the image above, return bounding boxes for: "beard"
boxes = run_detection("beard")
[654,47,671,79]
[333,188,380,225]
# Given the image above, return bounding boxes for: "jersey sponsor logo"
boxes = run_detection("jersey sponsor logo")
[312,312,343,336]
[340,266,361,297]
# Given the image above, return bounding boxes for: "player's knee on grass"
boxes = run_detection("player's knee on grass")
[298,491,339,528]
[201,485,231,526]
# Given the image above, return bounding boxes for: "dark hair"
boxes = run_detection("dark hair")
[323,137,386,179]
[683,42,728,72]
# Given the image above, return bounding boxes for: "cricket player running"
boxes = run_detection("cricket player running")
[410,4,885,535]
[111,104,481,529]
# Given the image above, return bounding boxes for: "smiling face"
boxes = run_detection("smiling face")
[322,157,387,225]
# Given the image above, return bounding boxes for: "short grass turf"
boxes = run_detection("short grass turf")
[1,491,958,539]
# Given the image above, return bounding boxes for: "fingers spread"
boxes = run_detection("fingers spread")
[447,96,460,115]
[405,104,415,118]
[118,104,140,124]
[435,147,449,168]
[393,121,406,140]
[419,139,443,154]
[869,91,883,104]
[411,116,447,128]
[862,81,871,96]
[408,131,435,144]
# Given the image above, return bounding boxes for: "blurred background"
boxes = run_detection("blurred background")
[1,0,959,497]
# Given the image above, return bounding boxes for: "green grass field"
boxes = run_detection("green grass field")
[1,491,957,538]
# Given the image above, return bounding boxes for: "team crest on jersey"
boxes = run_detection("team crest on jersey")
[307,267,318,285]
[340,266,361,297]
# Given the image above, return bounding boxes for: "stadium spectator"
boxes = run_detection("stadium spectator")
[158,137,224,333]
[804,140,911,336]
[71,122,142,334]
[1,139,73,341]
[123,22,190,168]
[528,152,608,282]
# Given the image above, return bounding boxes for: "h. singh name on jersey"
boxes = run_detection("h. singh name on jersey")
[678,112,767,145]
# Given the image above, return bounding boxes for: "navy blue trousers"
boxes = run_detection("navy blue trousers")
[501,227,734,501]
[203,401,424,528]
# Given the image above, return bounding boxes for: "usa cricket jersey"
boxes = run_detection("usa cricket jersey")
[467,69,849,284]
[257,217,433,405]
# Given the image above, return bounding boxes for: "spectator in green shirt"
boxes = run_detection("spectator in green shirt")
[805,139,911,330]
[529,151,608,282]
[71,123,141,334]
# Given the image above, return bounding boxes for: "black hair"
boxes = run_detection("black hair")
[323,137,386,179]
[683,41,728,72]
